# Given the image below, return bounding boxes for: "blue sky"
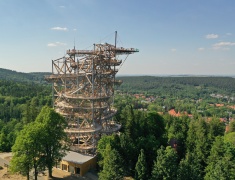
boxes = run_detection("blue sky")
[0,0,235,75]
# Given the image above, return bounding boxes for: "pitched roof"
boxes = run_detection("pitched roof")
[168,109,180,117]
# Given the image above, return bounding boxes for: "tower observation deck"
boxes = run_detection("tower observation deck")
[45,32,138,154]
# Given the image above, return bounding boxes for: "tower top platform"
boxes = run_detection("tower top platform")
[67,43,139,57]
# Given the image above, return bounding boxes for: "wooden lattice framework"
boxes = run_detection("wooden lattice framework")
[45,35,138,154]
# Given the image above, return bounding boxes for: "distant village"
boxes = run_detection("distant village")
[119,92,235,133]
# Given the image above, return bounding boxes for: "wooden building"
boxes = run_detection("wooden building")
[56,151,96,176]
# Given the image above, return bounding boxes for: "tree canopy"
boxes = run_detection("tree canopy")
[10,106,68,180]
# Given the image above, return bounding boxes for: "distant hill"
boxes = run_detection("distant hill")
[0,68,50,83]
[116,76,235,95]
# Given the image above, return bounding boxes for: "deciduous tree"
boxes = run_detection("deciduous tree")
[10,106,68,179]
[10,123,44,180]
[35,106,68,178]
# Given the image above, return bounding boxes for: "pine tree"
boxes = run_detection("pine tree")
[205,136,235,180]
[177,153,203,180]
[151,146,178,180]
[99,144,124,180]
[135,149,147,180]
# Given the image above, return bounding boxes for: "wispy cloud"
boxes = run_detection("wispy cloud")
[213,42,235,47]
[51,27,68,31]
[198,47,205,51]
[212,41,235,50]
[47,42,67,47]
[205,34,219,39]
[226,33,232,36]
[59,5,65,8]
[73,28,77,31]
[171,48,176,52]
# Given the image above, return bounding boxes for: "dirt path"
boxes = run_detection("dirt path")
[0,166,99,180]
[0,167,96,180]
[0,153,97,180]
[0,167,26,180]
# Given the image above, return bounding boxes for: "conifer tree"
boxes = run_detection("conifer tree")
[205,136,235,180]
[177,153,203,180]
[151,146,178,180]
[135,149,147,180]
[99,144,124,180]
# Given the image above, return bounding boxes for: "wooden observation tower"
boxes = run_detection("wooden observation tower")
[45,32,138,154]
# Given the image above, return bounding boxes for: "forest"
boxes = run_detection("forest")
[0,69,51,152]
[0,68,235,179]
[0,68,50,83]
[98,103,235,179]
[96,76,235,179]
[116,76,235,96]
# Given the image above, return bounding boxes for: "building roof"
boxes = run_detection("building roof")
[168,109,180,117]
[62,151,95,164]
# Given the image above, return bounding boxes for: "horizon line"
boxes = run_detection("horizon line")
[1,68,235,77]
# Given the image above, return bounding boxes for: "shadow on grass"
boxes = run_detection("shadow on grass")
[50,175,91,180]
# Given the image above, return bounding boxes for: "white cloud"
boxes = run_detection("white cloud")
[59,5,65,8]
[47,42,67,47]
[50,27,68,31]
[73,28,77,31]
[205,34,219,39]
[212,41,235,50]
[213,41,235,47]
[226,33,232,36]
[171,48,176,52]
[198,47,205,51]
